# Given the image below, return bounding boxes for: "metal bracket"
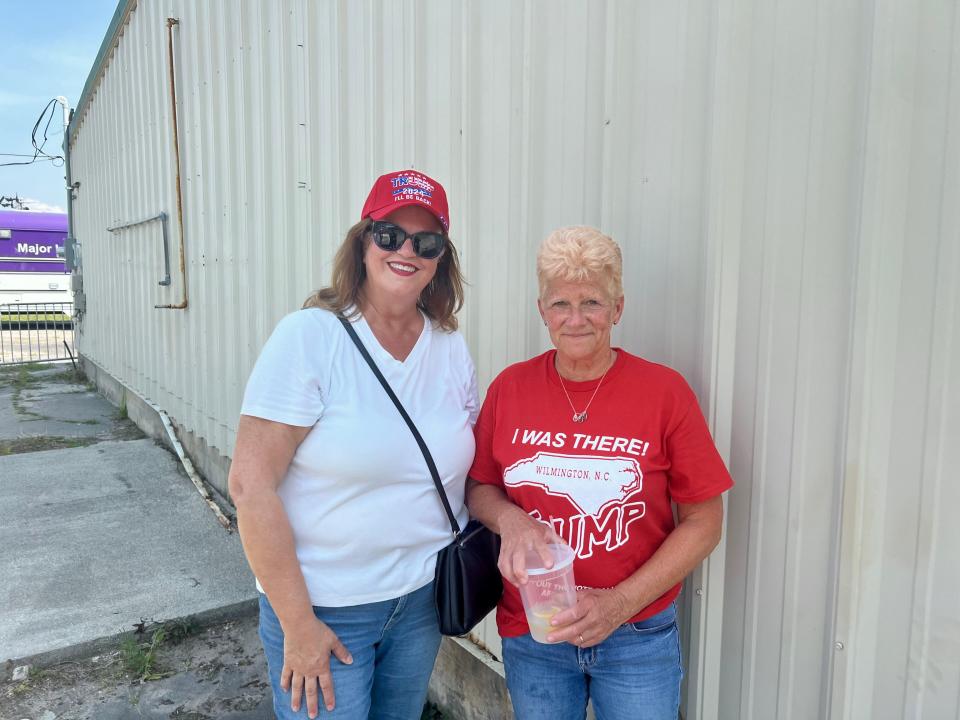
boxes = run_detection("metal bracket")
[106,212,172,286]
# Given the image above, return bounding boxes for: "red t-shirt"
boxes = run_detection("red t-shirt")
[469,349,734,638]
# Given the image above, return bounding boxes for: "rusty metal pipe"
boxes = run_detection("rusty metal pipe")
[157,17,188,310]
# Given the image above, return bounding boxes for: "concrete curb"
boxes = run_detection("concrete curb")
[4,597,258,679]
[429,636,514,719]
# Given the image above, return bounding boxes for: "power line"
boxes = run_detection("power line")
[0,99,66,168]
[0,153,61,163]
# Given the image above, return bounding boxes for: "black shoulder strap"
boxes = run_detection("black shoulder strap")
[338,315,461,536]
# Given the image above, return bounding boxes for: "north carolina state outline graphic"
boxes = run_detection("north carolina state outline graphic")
[503,451,643,516]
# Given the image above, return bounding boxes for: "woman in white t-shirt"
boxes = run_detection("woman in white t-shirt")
[229,170,478,720]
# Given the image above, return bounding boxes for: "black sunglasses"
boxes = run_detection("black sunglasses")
[369,221,446,260]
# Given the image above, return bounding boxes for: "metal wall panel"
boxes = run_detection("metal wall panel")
[67,1,959,718]
[703,0,960,717]
[828,0,960,717]
[705,0,870,716]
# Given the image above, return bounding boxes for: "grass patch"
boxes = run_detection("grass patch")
[116,394,128,420]
[0,365,44,391]
[116,618,199,683]
[7,666,49,696]
[0,361,45,375]
[8,679,32,696]
[10,397,45,420]
[161,617,200,645]
[1,364,89,420]
[121,628,172,682]
[47,367,86,385]
[0,435,99,455]
[0,312,72,326]
[2,364,49,418]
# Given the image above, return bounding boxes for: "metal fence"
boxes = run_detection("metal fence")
[0,302,76,366]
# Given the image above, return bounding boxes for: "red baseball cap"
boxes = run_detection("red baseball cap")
[361,169,450,232]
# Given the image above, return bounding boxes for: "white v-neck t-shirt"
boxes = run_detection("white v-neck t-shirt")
[240,307,479,606]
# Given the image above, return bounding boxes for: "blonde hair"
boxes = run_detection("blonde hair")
[536,226,623,300]
[303,219,466,331]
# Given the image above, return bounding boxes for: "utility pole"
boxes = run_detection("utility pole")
[57,96,84,316]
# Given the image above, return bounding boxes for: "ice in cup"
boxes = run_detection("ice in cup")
[518,543,577,644]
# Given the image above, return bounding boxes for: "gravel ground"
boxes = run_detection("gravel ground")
[1,614,273,720]
[1,612,449,720]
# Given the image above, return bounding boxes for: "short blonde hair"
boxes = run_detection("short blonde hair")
[536,226,623,300]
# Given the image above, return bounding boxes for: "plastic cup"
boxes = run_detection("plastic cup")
[518,543,577,644]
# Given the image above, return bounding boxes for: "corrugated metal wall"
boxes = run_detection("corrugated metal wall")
[67,1,959,718]
[707,0,867,716]
[829,0,960,717]
[706,0,960,717]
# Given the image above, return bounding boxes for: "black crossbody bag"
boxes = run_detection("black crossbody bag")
[338,316,503,636]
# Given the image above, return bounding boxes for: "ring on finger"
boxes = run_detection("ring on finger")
[578,633,585,645]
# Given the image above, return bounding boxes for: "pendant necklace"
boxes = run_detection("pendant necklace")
[557,353,614,423]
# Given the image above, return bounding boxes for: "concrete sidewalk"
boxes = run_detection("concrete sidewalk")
[0,364,463,720]
[0,363,270,718]
[0,439,256,664]
[1,364,256,666]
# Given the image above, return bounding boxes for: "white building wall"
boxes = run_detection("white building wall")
[68,1,959,718]
[705,0,960,717]
[829,0,960,718]
[705,0,867,716]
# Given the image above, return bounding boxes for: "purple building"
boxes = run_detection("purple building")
[0,210,69,305]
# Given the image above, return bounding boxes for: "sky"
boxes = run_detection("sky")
[0,0,118,213]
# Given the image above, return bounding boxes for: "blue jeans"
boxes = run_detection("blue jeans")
[258,582,441,719]
[502,603,683,720]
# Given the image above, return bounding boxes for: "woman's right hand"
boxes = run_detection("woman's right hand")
[496,504,563,587]
[280,616,353,718]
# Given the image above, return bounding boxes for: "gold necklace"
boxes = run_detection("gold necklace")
[556,353,614,423]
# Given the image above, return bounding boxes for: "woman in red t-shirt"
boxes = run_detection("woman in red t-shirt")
[467,225,734,720]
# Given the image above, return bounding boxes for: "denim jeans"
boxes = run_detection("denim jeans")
[502,603,683,720]
[258,582,441,719]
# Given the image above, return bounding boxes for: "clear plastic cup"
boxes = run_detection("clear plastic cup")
[518,543,577,644]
